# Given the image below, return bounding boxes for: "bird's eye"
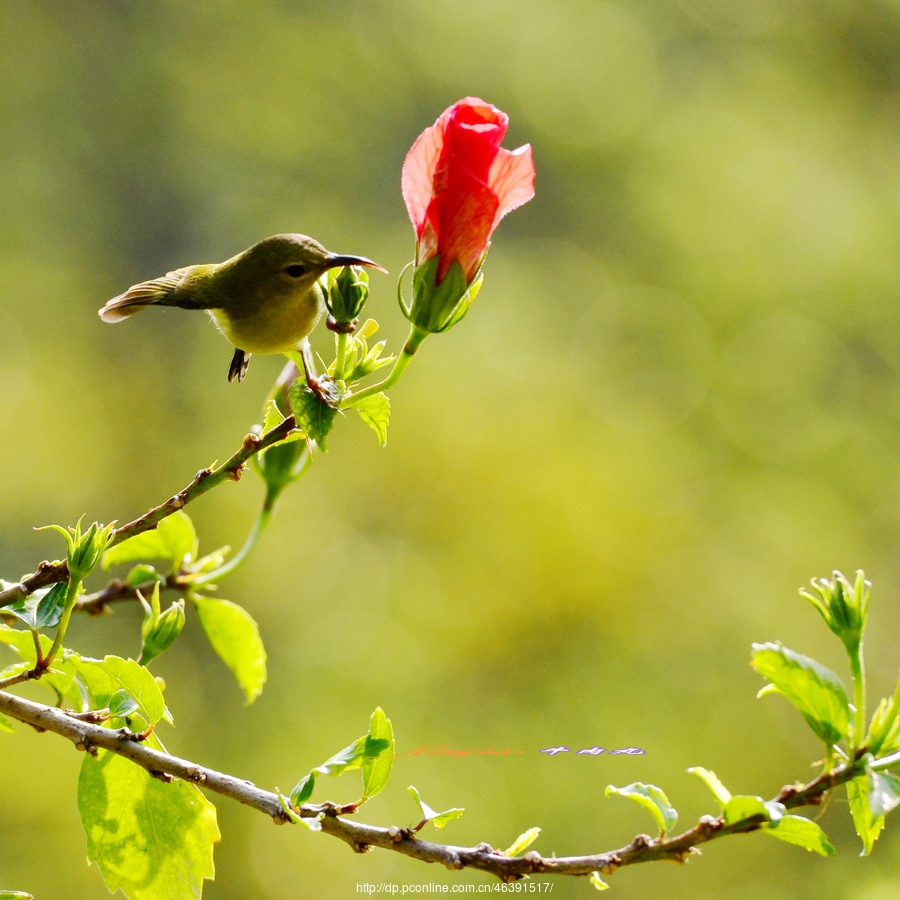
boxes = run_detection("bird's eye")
[284,264,306,278]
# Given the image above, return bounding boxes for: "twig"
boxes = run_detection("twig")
[0,688,871,883]
[74,572,189,616]
[0,416,298,609]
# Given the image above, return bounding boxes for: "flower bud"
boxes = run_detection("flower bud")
[325,265,370,330]
[402,256,484,334]
[42,518,116,583]
[400,97,534,334]
[139,583,186,665]
[800,570,871,653]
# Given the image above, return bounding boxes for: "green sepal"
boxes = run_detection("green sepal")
[138,584,186,666]
[326,265,370,325]
[751,642,851,745]
[762,814,836,856]
[289,381,338,451]
[800,570,870,653]
[606,782,678,835]
[402,255,484,334]
[407,784,464,830]
[40,518,116,582]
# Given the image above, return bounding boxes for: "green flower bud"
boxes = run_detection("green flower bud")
[325,265,370,329]
[800,570,871,653]
[400,255,484,334]
[139,583,186,666]
[866,695,900,757]
[41,518,116,583]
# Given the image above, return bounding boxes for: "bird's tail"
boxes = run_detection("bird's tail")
[98,267,199,323]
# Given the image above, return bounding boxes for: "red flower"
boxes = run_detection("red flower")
[402,98,535,285]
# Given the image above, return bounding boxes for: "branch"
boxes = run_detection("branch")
[0,688,868,884]
[0,416,298,608]
[74,572,189,616]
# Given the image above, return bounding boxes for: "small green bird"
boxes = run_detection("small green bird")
[99,233,386,387]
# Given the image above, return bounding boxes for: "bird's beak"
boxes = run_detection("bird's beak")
[326,254,388,274]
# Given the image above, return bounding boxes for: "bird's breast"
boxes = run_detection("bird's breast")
[210,285,323,353]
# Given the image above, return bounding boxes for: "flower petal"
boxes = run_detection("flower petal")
[489,144,536,225]
[402,119,445,237]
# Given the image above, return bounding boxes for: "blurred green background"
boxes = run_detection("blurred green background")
[3,1,900,897]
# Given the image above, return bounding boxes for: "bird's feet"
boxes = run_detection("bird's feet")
[307,375,342,409]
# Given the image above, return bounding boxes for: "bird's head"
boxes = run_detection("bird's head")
[220,234,387,304]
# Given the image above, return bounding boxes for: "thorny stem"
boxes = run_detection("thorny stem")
[0,688,890,884]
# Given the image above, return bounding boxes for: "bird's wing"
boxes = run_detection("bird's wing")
[98,267,196,323]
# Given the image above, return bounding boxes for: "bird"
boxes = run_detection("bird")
[98,233,386,389]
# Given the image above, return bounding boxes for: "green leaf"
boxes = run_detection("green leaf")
[74,656,165,726]
[0,892,34,899]
[867,769,900,818]
[4,582,67,630]
[102,511,198,574]
[78,747,219,899]
[503,827,541,857]
[0,628,82,709]
[262,398,283,435]
[109,689,140,718]
[0,711,16,732]
[762,814,835,856]
[589,872,610,891]
[0,623,51,665]
[606,782,678,835]
[751,642,851,745]
[354,393,391,447]
[289,380,338,451]
[193,598,267,704]
[723,794,774,825]
[407,785,464,830]
[289,732,390,806]
[687,767,732,808]
[848,774,885,855]
[291,772,316,806]
[362,707,394,799]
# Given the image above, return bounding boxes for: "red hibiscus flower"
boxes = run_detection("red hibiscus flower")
[402,98,536,286]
